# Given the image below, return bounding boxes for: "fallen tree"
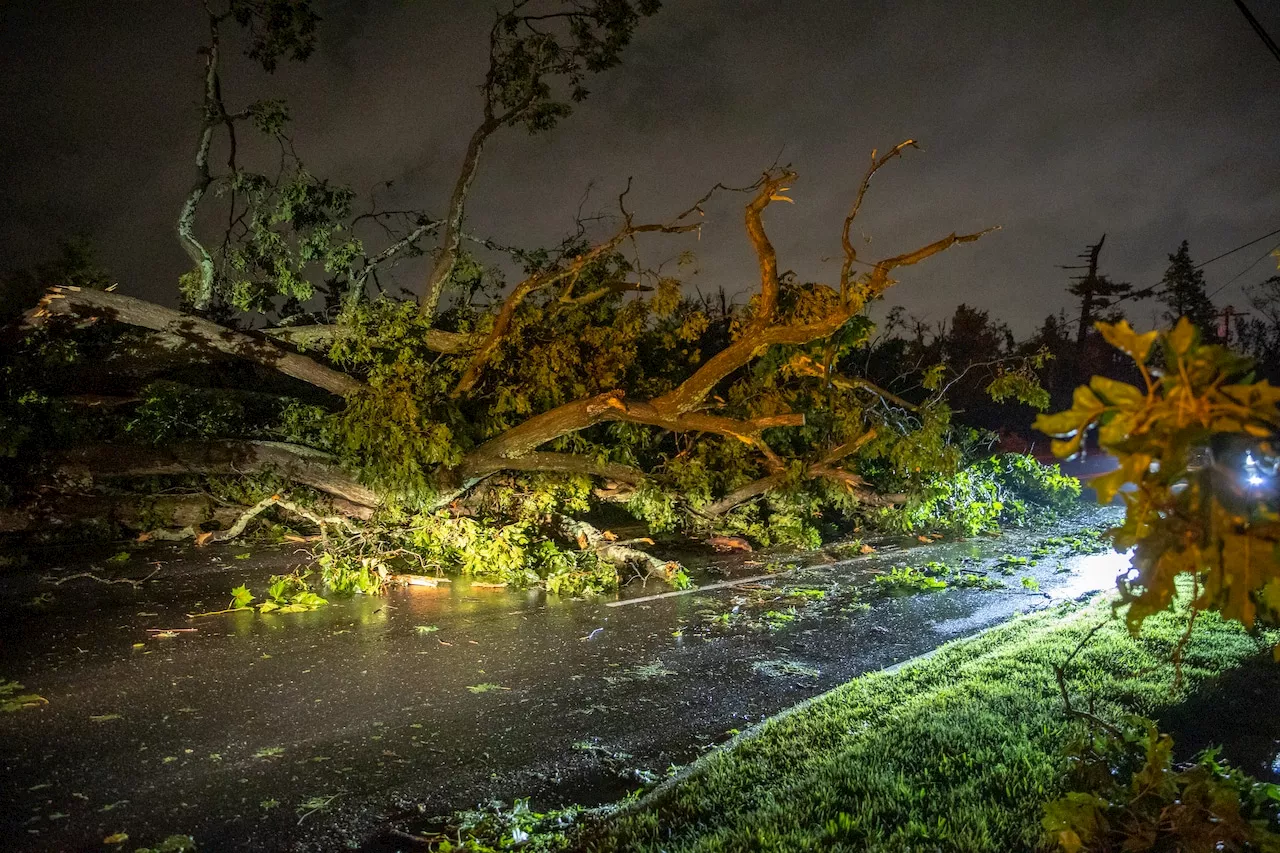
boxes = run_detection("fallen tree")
[1,1,1070,593]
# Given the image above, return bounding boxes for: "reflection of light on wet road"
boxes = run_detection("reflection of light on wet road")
[1051,549,1133,600]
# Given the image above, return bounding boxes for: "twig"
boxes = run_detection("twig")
[202,494,352,545]
[1052,618,1123,737]
[386,828,435,847]
[187,606,252,620]
[1170,576,1200,689]
[45,567,161,588]
[296,794,340,826]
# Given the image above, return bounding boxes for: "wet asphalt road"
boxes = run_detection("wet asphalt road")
[0,508,1125,852]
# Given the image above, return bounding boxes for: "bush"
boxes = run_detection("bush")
[884,453,1081,536]
[1044,720,1280,852]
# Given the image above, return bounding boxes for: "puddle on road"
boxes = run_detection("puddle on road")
[0,506,1124,851]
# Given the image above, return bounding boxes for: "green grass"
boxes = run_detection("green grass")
[580,595,1273,853]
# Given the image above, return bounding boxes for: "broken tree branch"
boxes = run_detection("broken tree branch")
[46,567,162,588]
[30,287,365,396]
[56,440,380,510]
[841,139,918,294]
[460,389,802,474]
[553,514,679,581]
[449,153,993,498]
[201,494,353,544]
[702,429,881,516]
[451,203,701,397]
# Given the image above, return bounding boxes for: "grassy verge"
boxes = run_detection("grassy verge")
[579,595,1274,853]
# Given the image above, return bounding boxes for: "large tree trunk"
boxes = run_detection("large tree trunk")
[29,287,365,397]
[0,494,245,535]
[56,440,381,509]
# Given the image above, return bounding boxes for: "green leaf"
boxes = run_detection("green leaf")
[1089,376,1144,408]
[1070,384,1104,414]
[1166,316,1197,356]
[230,584,254,610]
[1096,319,1158,363]
[1034,410,1084,438]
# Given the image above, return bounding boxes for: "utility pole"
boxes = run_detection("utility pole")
[1214,304,1250,344]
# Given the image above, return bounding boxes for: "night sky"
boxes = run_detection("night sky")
[3,0,1278,333]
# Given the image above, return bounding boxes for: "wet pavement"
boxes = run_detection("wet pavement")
[0,507,1126,852]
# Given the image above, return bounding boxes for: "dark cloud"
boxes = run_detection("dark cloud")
[2,0,1278,332]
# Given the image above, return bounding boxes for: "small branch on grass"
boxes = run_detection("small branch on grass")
[1170,589,1200,690]
[1052,618,1124,738]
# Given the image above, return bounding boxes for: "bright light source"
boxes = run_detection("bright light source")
[1051,549,1133,599]
[1249,475,1264,487]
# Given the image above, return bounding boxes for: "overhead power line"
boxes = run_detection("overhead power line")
[1207,239,1280,299]
[1231,0,1280,68]
[1115,224,1280,305]
[1195,224,1280,269]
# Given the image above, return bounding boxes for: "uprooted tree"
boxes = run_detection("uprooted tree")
[2,0,1069,595]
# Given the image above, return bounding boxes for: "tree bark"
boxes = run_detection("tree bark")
[460,389,803,475]
[0,494,245,535]
[552,514,678,581]
[176,12,223,311]
[31,287,365,397]
[420,116,504,320]
[56,440,380,509]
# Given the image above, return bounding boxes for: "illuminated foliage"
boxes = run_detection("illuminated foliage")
[1036,318,1280,633]
[884,453,1080,537]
